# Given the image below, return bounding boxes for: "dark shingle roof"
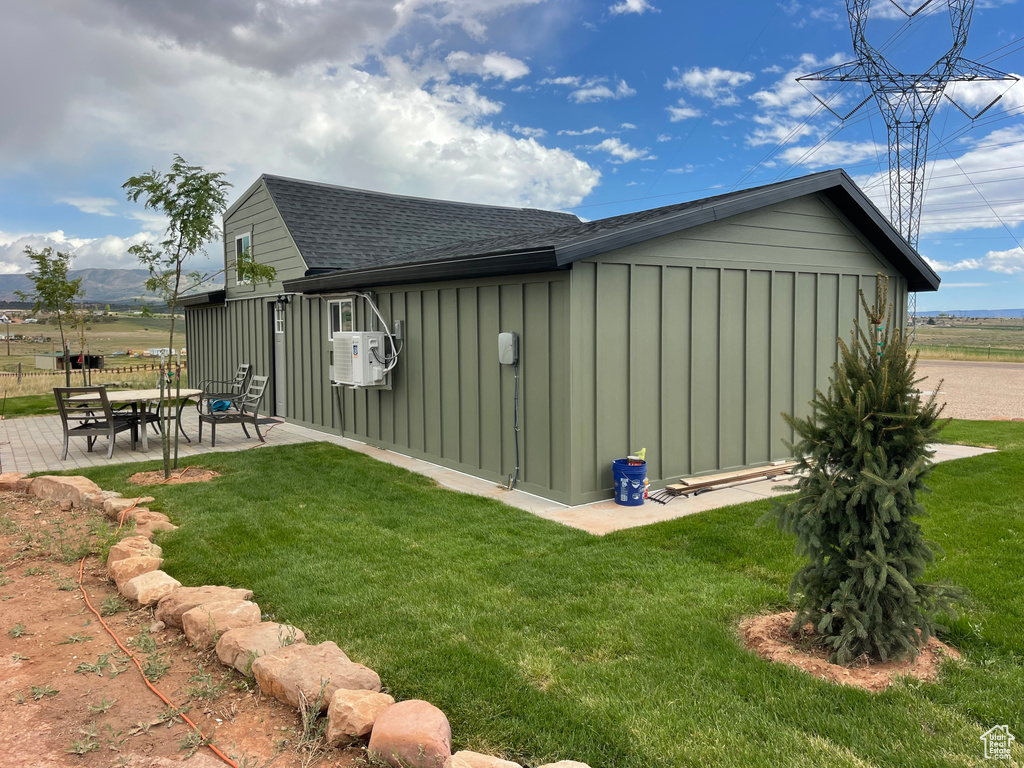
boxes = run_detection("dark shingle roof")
[280,169,940,294]
[261,175,578,273]
[373,185,755,267]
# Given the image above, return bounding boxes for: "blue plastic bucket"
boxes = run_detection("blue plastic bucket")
[612,459,647,506]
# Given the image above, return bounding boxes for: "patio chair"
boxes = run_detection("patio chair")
[196,363,251,415]
[198,375,269,447]
[53,387,137,460]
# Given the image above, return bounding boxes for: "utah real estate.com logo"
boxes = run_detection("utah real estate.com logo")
[981,725,1015,760]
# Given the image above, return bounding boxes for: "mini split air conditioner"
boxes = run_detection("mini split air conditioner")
[332,331,387,387]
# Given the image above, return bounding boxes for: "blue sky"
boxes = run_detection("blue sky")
[0,0,1021,311]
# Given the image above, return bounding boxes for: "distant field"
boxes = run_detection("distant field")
[911,318,1024,362]
[0,315,183,373]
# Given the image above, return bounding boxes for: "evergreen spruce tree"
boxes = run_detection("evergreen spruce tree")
[768,276,959,664]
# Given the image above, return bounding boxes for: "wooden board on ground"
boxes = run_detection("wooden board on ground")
[666,461,800,495]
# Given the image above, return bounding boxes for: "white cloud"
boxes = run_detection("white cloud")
[445,51,530,81]
[42,0,548,76]
[512,124,547,139]
[741,53,851,149]
[746,115,816,146]
[665,66,754,106]
[558,126,607,136]
[927,248,1024,275]
[0,228,159,274]
[0,3,600,213]
[619,122,637,130]
[666,165,695,174]
[570,79,636,104]
[585,137,654,163]
[58,197,119,217]
[866,0,939,20]
[778,139,884,168]
[539,75,583,86]
[126,210,171,231]
[656,133,673,142]
[609,0,659,15]
[943,76,1024,118]
[986,247,1024,274]
[667,99,702,122]
[749,53,846,118]
[809,6,840,22]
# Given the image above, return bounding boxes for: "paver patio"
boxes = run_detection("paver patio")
[0,410,995,535]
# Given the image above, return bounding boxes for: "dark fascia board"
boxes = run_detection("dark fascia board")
[550,169,939,292]
[283,248,561,293]
[820,182,940,292]
[179,290,226,308]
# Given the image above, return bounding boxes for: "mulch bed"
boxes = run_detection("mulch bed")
[739,611,960,692]
[127,469,221,486]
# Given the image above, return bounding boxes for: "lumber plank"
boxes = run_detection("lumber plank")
[666,461,800,494]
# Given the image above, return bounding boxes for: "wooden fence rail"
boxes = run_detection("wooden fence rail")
[0,361,188,379]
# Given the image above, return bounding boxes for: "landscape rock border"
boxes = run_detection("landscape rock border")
[1,472,591,768]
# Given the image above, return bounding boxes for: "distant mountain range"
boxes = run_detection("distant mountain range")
[918,309,1024,319]
[0,269,224,304]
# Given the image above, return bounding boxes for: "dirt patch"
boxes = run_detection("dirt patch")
[128,468,221,486]
[739,612,960,692]
[916,359,1024,420]
[0,491,362,767]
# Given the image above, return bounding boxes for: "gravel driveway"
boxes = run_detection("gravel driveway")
[916,360,1024,420]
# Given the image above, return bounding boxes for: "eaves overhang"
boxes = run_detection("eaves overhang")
[179,290,226,308]
[282,248,561,294]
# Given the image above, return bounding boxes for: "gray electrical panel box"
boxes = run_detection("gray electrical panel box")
[498,332,518,365]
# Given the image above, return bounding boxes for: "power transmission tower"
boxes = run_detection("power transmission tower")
[799,0,1017,340]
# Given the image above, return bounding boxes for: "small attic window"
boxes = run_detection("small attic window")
[328,298,354,340]
[235,233,252,285]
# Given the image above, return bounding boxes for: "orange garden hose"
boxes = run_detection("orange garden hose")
[115,466,201,530]
[77,557,239,768]
[250,419,285,448]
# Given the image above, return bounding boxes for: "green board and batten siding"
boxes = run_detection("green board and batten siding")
[568,194,906,503]
[186,190,908,506]
[338,276,572,502]
[187,275,573,502]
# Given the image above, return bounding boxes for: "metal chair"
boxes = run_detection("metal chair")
[53,387,137,460]
[198,375,269,447]
[196,363,251,415]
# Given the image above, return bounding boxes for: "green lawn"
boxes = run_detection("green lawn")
[1,393,59,417]
[71,422,1024,767]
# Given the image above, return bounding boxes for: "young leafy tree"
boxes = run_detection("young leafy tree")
[15,246,84,386]
[766,276,959,664]
[124,156,277,349]
[123,155,233,357]
[124,155,276,475]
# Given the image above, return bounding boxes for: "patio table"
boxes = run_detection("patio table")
[70,388,202,452]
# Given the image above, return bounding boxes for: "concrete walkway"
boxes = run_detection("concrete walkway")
[0,411,997,535]
[535,443,996,535]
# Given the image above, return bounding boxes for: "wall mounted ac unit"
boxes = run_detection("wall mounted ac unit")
[332,331,387,387]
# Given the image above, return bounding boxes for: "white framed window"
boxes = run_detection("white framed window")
[328,298,354,340]
[274,304,285,334]
[235,232,252,285]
